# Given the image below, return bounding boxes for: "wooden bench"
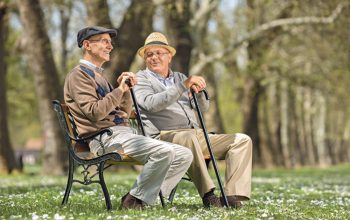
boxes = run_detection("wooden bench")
[52,100,163,210]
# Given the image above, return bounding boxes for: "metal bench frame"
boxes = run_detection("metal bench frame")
[52,100,164,210]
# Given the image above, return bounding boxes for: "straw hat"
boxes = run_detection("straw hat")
[137,32,176,57]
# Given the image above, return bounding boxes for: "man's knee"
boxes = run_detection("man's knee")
[156,145,176,164]
[236,133,252,145]
[227,133,253,156]
[182,147,193,163]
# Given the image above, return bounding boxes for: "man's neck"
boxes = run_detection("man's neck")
[148,68,169,78]
[83,55,103,68]
[80,59,104,73]
[159,72,169,79]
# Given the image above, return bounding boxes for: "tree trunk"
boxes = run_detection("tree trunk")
[204,65,225,133]
[107,0,155,85]
[84,0,111,27]
[340,116,350,162]
[296,86,309,165]
[259,84,276,168]
[17,0,66,175]
[59,1,72,74]
[327,109,346,164]
[289,86,302,167]
[242,78,262,165]
[313,91,329,166]
[164,0,193,75]
[163,0,223,133]
[0,2,20,174]
[303,88,316,166]
[269,81,281,166]
[280,79,291,167]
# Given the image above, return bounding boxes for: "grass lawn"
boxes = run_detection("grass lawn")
[0,163,349,219]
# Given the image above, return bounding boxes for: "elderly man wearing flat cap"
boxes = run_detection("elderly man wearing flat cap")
[63,26,193,210]
[134,32,253,209]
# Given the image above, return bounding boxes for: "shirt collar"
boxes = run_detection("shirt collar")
[146,68,174,80]
[79,59,104,73]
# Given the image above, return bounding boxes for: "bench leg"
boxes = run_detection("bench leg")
[159,191,166,208]
[62,158,74,205]
[98,161,112,210]
[168,185,178,204]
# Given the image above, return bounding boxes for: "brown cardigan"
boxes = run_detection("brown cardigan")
[63,64,132,136]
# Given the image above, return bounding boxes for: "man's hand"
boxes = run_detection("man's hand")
[117,72,138,92]
[184,75,206,93]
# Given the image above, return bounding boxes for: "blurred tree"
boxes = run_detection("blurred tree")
[163,0,193,74]
[58,0,73,74]
[84,0,155,86]
[162,0,224,132]
[191,0,349,167]
[243,0,296,167]
[236,0,349,167]
[106,0,155,85]
[17,0,66,175]
[85,0,110,27]
[0,1,20,174]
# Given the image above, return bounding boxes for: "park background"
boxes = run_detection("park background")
[1,0,349,174]
[0,0,350,219]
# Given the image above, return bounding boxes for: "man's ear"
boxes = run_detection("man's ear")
[168,54,172,63]
[82,40,91,50]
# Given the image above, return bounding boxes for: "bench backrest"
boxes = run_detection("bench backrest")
[52,100,91,155]
[53,100,141,153]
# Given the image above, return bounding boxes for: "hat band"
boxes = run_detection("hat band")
[146,41,168,46]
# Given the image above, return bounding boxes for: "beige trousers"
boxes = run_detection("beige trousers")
[160,129,252,200]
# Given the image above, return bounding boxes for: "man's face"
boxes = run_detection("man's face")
[84,33,113,64]
[144,46,172,76]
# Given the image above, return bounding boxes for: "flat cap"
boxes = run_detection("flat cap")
[77,26,117,48]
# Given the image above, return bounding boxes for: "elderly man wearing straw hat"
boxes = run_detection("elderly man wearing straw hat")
[64,26,193,210]
[134,32,253,208]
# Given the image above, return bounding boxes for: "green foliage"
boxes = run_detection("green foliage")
[1,164,349,219]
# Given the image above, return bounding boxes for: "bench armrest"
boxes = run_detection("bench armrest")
[70,128,113,143]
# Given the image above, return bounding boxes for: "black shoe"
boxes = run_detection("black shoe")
[220,196,243,209]
[119,192,144,210]
[202,194,223,208]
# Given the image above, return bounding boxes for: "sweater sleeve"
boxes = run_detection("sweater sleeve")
[120,90,133,116]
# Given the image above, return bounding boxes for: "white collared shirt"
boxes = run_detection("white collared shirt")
[79,59,104,73]
[146,68,175,88]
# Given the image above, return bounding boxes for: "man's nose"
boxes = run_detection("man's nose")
[107,43,113,49]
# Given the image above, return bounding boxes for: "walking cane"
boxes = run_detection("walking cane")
[126,79,146,136]
[191,89,229,208]
[125,79,165,207]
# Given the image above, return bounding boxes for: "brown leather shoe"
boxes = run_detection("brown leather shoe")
[119,192,144,210]
[202,194,223,208]
[221,196,243,209]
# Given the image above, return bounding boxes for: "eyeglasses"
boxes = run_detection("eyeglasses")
[88,38,113,46]
[145,51,169,59]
